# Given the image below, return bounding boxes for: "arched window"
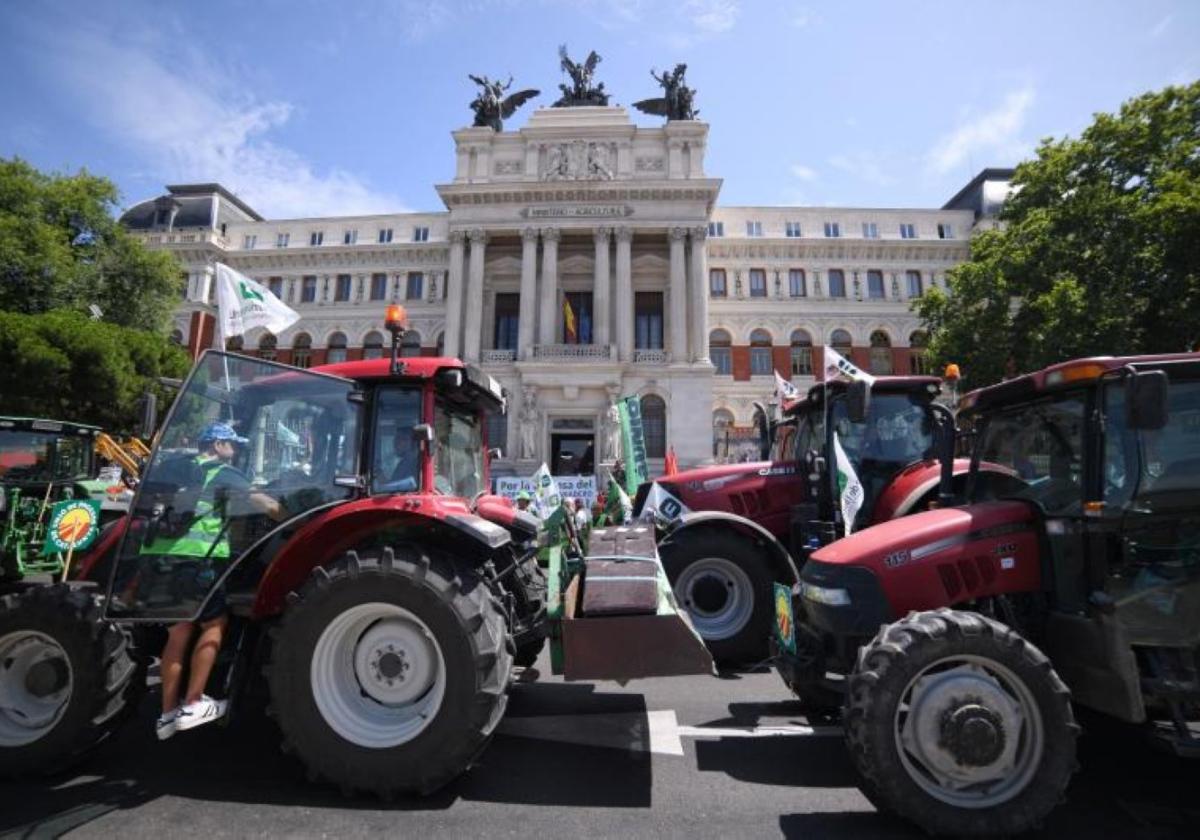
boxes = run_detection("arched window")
[362,331,384,360]
[789,329,813,376]
[258,333,277,361]
[225,335,244,352]
[292,333,312,369]
[828,269,846,298]
[641,394,667,459]
[709,329,732,375]
[327,332,348,364]
[869,330,893,375]
[750,329,773,376]
[830,329,853,356]
[401,330,422,358]
[712,409,735,460]
[909,330,929,375]
[170,328,184,346]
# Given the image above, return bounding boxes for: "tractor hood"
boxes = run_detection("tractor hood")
[804,501,1042,618]
[639,460,804,533]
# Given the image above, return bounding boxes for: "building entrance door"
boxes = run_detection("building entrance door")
[550,433,594,476]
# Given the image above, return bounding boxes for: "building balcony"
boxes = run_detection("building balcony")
[482,349,516,364]
[530,344,615,362]
[633,349,668,365]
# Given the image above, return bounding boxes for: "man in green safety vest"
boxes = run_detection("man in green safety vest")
[153,422,284,740]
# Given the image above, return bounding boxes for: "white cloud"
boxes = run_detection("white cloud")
[829,152,895,187]
[1150,14,1173,39]
[44,20,406,218]
[790,164,817,181]
[926,87,1035,176]
[684,0,739,33]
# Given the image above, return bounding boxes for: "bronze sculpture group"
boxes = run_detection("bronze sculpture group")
[468,47,698,130]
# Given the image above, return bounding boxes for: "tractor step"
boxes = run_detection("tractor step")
[1148,719,1200,758]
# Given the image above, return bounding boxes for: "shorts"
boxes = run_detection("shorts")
[138,556,228,622]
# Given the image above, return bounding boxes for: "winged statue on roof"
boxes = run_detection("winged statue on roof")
[468,74,540,132]
[633,64,698,122]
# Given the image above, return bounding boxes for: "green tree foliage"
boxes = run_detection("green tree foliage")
[0,310,190,432]
[916,82,1200,387]
[0,157,183,331]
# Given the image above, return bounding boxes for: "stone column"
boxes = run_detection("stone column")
[463,228,488,363]
[444,230,466,359]
[668,227,688,362]
[593,226,612,348]
[538,228,560,346]
[519,227,539,359]
[614,226,634,362]
[689,226,709,362]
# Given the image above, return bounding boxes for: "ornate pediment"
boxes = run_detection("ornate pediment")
[539,140,615,181]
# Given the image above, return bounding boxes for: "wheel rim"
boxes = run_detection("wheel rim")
[310,602,446,749]
[0,630,74,747]
[893,654,1044,809]
[673,557,755,641]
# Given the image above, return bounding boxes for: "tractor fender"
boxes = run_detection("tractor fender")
[872,459,1017,523]
[251,496,510,619]
[667,510,800,586]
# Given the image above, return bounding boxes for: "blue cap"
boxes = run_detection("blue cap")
[199,422,248,445]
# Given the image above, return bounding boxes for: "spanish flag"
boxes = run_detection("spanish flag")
[563,296,578,344]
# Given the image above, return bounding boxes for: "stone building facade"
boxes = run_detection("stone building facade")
[123,106,1007,478]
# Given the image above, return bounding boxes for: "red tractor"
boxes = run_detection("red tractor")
[0,310,710,792]
[639,375,964,665]
[774,353,1200,835]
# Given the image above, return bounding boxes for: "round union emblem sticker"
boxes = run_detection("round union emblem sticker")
[46,500,101,554]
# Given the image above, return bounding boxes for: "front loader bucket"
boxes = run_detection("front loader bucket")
[548,525,714,682]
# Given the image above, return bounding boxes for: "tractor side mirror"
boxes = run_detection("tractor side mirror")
[412,424,435,445]
[752,401,772,460]
[140,392,158,440]
[436,369,464,390]
[488,447,503,461]
[1126,370,1169,430]
[846,380,871,424]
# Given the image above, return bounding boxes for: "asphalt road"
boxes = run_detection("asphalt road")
[3,650,1198,839]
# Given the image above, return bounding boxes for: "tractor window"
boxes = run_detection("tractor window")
[1132,378,1200,506]
[433,401,484,498]
[1102,384,1137,508]
[0,432,91,484]
[372,388,424,494]
[975,392,1086,515]
[771,407,824,463]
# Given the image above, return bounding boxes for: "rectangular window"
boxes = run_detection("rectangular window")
[906,270,923,298]
[344,229,358,245]
[707,221,725,237]
[709,268,727,297]
[899,223,917,239]
[242,234,257,249]
[378,228,393,244]
[938,223,954,239]
[867,270,885,299]
[267,277,284,299]
[712,347,731,375]
[862,222,879,239]
[750,346,773,376]
[413,226,429,242]
[788,269,806,297]
[370,273,388,301]
[749,268,767,298]
[493,293,520,351]
[790,344,813,376]
[634,292,664,350]
[405,272,424,300]
[824,222,841,238]
[486,412,508,457]
[828,269,846,298]
[335,274,352,302]
[276,232,289,248]
[785,221,802,238]
[310,231,324,247]
[563,292,593,344]
[301,276,317,303]
[746,220,763,237]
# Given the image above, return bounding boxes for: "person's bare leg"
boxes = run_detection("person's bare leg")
[183,615,227,705]
[161,622,193,714]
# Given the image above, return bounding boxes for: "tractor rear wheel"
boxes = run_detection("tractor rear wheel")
[845,609,1077,836]
[511,557,547,669]
[0,585,141,777]
[268,545,512,797]
[661,529,772,666]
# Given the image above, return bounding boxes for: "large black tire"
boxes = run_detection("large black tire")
[661,528,774,666]
[845,609,1078,836]
[510,557,547,669]
[0,585,141,777]
[267,546,512,797]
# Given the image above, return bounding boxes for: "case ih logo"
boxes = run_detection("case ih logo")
[884,549,911,569]
[992,542,1018,555]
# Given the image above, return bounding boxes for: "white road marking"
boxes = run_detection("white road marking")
[498,710,840,755]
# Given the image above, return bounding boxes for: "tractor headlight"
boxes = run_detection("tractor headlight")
[800,581,852,607]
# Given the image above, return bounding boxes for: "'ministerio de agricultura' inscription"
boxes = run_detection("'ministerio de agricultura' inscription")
[520,205,634,219]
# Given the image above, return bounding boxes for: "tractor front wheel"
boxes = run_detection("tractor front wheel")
[845,608,1077,836]
[268,546,512,797]
[0,585,141,777]
[661,529,772,666]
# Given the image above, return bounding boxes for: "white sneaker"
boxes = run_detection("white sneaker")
[176,695,228,732]
[156,708,180,741]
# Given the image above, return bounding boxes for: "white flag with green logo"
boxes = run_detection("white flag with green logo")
[833,432,864,535]
[823,345,876,386]
[215,262,300,342]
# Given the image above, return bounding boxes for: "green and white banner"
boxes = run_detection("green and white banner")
[618,396,649,496]
[215,262,300,342]
[823,345,876,386]
[530,462,563,519]
[604,475,633,525]
[640,481,690,525]
[833,432,864,535]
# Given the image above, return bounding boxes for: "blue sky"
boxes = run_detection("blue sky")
[2,0,1197,218]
